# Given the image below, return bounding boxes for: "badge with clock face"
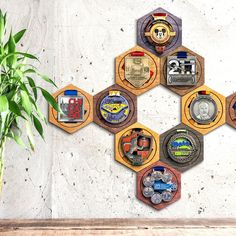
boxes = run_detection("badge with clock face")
[58,90,84,123]
[99,91,130,124]
[190,91,218,125]
[124,52,151,88]
[167,52,197,86]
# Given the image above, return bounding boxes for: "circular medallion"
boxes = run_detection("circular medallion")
[142,187,154,197]
[167,132,197,164]
[99,91,130,124]
[190,94,218,125]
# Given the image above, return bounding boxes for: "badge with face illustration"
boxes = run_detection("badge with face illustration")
[121,128,153,166]
[144,13,176,53]
[124,51,151,88]
[166,129,198,164]
[99,91,130,124]
[190,91,218,125]
[167,52,197,86]
[58,90,84,123]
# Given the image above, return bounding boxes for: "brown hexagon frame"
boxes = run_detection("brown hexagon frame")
[181,85,226,135]
[160,123,203,172]
[93,84,137,134]
[137,161,181,210]
[115,122,160,172]
[226,92,236,129]
[49,84,93,134]
[115,45,160,95]
[160,46,205,96]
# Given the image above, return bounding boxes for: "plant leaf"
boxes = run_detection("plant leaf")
[40,74,57,87]
[7,32,17,67]
[39,87,61,112]
[0,95,9,112]
[32,114,44,139]
[25,120,35,151]
[13,29,26,43]
[27,76,37,100]
[20,90,32,115]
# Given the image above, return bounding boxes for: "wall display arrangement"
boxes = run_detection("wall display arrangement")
[49,8,235,210]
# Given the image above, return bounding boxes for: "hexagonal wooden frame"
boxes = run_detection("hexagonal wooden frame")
[160,46,205,96]
[115,122,160,172]
[160,123,203,172]
[181,85,226,135]
[137,161,181,210]
[226,92,236,129]
[137,7,182,57]
[115,45,160,95]
[93,84,137,134]
[49,84,93,134]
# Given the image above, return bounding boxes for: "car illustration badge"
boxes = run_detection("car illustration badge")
[58,90,84,123]
[121,128,153,166]
[99,90,130,124]
[142,166,178,204]
[124,51,152,88]
[144,13,176,53]
[167,129,197,163]
[167,52,197,86]
[190,91,218,125]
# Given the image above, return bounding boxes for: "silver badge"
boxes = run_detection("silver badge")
[142,187,154,198]
[143,176,155,187]
[190,94,218,125]
[161,190,173,202]
[151,193,162,205]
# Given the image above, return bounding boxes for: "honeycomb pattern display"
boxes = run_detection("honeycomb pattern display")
[49,8,235,211]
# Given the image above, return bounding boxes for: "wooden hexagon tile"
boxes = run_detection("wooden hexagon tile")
[226,92,236,129]
[49,84,93,133]
[160,46,205,96]
[181,85,226,135]
[115,122,159,172]
[93,84,137,134]
[137,161,181,210]
[115,45,160,95]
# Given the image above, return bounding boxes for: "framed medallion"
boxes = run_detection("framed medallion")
[115,122,159,172]
[137,161,181,210]
[115,45,160,95]
[49,84,93,134]
[137,7,182,57]
[226,92,236,129]
[160,46,205,96]
[93,84,137,134]
[160,123,203,172]
[181,85,226,135]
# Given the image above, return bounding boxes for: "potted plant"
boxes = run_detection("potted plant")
[0,10,60,190]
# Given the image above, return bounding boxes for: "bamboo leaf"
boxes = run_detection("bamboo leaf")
[13,132,26,148]
[20,90,32,115]
[0,95,9,112]
[13,29,26,43]
[40,74,57,87]
[7,32,17,67]
[27,76,37,100]
[39,87,61,112]
[25,120,35,151]
[32,114,44,139]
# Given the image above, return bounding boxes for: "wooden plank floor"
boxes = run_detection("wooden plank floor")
[0,219,236,235]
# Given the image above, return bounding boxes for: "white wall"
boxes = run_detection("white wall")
[0,0,236,218]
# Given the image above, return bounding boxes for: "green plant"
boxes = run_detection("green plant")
[0,10,60,190]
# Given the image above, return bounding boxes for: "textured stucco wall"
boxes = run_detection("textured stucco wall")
[0,0,236,218]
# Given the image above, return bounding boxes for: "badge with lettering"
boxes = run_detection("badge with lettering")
[167,129,197,164]
[99,91,130,124]
[142,166,178,205]
[167,52,197,86]
[190,91,218,125]
[58,90,84,122]
[124,51,151,88]
[121,128,153,166]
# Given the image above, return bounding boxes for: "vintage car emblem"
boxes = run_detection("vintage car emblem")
[142,166,178,205]
[58,90,84,123]
[121,128,153,166]
[190,91,218,125]
[167,129,197,164]
[99,90,130,124]
[124,51,152,88]
[144,13,176,53]
[167,52,197,86]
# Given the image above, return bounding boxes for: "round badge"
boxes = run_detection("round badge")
[190,94,218,125]
[167,132,197,164]
[142,187,154,198]
[99,91,130,124]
